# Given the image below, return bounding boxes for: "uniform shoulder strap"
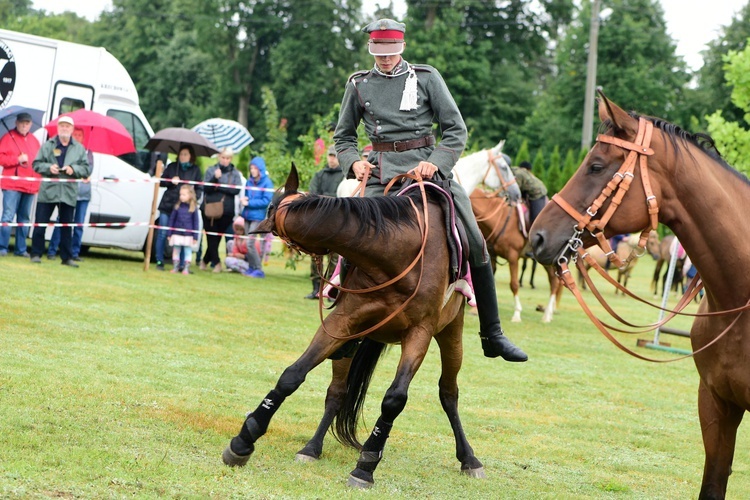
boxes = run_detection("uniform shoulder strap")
[412,64,435,73]
[347,69,371,84]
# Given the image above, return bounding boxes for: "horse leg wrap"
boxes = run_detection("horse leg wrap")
[357,417,393,472]
[235,389,286,453]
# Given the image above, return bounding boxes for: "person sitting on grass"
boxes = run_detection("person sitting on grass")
[225,216,250,274]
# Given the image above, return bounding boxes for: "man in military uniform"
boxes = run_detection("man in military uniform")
[333,19,526,362]
[512,160,548,227]
[305,146,344,299]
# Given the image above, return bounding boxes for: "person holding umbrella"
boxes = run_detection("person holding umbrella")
[30,115,91,267]
[155,145,204,271]
[0,112,41,257]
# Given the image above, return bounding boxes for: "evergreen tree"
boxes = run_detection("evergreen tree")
[514,139,531,166]
[533,149,548,187]
[561,148,578,185]
[548,145,562,182]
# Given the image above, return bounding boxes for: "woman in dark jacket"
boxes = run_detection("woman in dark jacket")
[155,145,204,270]
[200,147,242,272]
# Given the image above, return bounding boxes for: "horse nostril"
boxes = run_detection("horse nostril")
[531,230,545,254]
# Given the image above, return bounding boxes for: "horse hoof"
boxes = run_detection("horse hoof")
[222,446,251,467]
[461,466,486,479]
[347,474,374,489]
[295,452,318,463]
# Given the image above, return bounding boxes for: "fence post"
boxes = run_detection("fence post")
[143,161,164,271]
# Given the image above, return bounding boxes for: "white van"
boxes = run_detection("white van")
[0,28,162,256]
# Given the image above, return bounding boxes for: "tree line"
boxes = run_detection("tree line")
[3,0,750,189]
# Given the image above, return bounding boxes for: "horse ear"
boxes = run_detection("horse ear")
[494,139,505,152]
[597,88,637,136]
[285,163,300,194]
[252,218,274,234]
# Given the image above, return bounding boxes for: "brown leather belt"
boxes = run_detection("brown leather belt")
[371,136,436,152]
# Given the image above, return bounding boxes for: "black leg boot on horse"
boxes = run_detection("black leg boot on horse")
[471,261,528,361]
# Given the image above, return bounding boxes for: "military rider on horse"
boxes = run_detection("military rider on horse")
[333,18,527,362]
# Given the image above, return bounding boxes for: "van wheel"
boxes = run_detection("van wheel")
[80,245,90,256]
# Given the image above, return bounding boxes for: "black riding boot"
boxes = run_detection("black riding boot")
[305,279,320,300]
[471,261,528,362]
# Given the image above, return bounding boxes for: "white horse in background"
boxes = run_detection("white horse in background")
[336,140,559,323]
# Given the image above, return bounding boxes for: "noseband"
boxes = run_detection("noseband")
[552,117,659,269]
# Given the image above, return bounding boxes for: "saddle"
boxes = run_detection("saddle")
[322,180,474,305]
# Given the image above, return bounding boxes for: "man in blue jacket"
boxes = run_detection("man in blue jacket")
[240,156,274,278]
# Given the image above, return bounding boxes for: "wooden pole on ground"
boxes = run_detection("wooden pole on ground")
[143,160,164,271]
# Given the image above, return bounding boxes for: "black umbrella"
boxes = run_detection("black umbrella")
[0,105,45,139]
[145,127,220,157]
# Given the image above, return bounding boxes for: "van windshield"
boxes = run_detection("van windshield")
[108,109,152,174]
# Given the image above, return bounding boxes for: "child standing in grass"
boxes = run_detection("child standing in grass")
[167,185,200,274]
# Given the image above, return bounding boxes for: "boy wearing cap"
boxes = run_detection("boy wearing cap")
[29,115,91,267]
[304,146,344,299]
[0,112,41,257]
[333,19,526,362]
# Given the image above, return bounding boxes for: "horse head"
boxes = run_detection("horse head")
[530,90,663,268]
[485,141,522,201]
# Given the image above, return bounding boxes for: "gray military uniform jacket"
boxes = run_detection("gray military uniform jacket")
[333,58,489,266]
[334,59,467,183]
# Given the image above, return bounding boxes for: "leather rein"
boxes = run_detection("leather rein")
[274,170,432,341]
[550,117,750,362]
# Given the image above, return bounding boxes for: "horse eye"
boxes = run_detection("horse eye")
[588,163,605,174]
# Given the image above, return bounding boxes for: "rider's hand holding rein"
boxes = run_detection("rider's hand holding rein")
[413,161,437,179]
[352,160,375,180]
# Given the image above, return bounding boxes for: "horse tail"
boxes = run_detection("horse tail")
[333,338,388,450]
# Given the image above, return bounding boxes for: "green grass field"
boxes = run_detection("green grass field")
[1,242,748,499]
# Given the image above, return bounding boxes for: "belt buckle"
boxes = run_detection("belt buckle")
[392,140,403,152]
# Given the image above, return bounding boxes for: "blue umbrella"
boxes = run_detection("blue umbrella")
[0,105,45,139]
[192,118,254,153]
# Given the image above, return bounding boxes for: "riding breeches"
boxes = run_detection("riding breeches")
[363,178,490,266]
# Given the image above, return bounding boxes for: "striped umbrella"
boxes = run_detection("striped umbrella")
[192,118,254,153]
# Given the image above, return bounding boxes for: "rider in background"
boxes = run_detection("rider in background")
[510,160,547,228]
[333,18,526,362]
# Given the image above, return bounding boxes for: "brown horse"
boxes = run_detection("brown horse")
[470,188,563,322]
[651,234,686,297]
[222,166,486,488]
[530,93,750,499]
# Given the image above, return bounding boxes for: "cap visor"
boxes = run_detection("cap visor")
[368,42,404,56]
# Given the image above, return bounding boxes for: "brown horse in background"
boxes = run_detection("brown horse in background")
[530,93,750,499]
[578,232,660,294]
[651,234,686,297]
[470,188,563,322]
[222,166,487,488]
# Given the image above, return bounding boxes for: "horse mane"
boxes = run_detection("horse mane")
[284,192,422,244]
[600,112,750,185]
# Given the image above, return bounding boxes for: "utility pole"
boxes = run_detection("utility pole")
[581,0,601,150]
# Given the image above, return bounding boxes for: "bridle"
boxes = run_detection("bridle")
[551,117,658,272]
[452,149,517,197]
[547,116,750,362]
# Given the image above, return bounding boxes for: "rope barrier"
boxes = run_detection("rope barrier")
[0,175,276,192]
[0,221,282,242]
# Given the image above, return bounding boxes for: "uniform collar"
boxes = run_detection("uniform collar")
[372,58,409,78]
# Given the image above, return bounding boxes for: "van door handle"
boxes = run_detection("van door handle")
[103,175,118,180]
